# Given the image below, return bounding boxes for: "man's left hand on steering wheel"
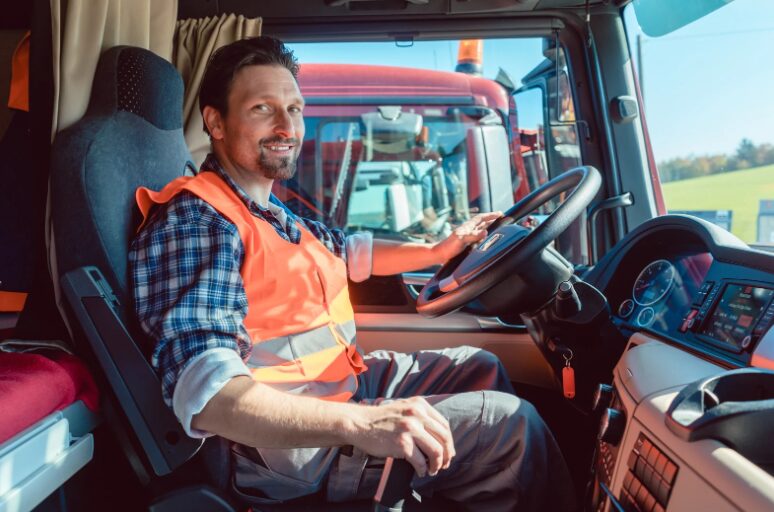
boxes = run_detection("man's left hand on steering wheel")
[432,211,504,262]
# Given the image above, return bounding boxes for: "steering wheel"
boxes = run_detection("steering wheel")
[416,166,602,318]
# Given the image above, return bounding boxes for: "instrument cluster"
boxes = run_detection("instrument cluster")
[615,254,712,333]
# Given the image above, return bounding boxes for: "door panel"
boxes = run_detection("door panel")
[355,311,557,389]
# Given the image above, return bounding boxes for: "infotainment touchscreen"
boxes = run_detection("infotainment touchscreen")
[701,284,774,348]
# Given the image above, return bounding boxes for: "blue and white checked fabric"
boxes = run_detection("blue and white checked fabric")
[129,154,348,405]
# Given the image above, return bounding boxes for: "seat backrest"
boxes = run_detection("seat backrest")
[49,46,207,484]
[51,46,193,315]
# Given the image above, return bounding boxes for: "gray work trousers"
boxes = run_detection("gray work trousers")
[231,346,576,511]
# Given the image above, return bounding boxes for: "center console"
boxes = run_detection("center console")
[587,333,774,512]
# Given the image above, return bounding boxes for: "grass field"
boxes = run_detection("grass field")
[661,164,774,244]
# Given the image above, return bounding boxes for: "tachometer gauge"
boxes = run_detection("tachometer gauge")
[632,259,675,306]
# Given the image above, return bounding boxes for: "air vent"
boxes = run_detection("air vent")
[620,433,678,512]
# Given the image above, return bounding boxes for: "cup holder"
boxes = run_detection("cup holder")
[666,368,774,471]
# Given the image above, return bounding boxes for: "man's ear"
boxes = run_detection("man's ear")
[203,106,225,140]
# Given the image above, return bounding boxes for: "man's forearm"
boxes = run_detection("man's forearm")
[371,239,446,276]
[191,376,363,448]
[370,212,502,276]
[191,375,456,477]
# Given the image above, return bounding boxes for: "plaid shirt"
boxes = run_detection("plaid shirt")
[129,154,347,405]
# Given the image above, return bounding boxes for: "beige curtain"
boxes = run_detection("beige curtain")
[47,0,176,339]
[50,0,177,139]
[173,14,263,167]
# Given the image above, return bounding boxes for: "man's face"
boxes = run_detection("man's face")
[209,64,305,181]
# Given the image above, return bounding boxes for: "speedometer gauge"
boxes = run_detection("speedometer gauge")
[632,259,676,306]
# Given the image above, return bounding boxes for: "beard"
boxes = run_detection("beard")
[258,136,300,180]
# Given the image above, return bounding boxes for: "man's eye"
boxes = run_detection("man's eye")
[253,104,270,112]
[289,106,303,114]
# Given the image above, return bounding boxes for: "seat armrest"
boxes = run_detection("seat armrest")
[60,266,201,476]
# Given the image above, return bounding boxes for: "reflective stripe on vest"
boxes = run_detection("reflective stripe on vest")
[137,171,366,401]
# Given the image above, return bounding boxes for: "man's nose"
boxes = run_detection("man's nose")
[273,109,295,138]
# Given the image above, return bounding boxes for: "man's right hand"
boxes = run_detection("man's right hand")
[346,396,455,477]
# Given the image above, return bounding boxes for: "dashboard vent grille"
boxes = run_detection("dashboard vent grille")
[619,433,678,512]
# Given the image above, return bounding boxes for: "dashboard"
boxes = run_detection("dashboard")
[582,215,774,512]
[589,215,774,368]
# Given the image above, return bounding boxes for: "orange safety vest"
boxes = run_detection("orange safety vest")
[137,172,367,401]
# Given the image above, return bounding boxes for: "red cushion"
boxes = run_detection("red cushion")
[0,352,99,444]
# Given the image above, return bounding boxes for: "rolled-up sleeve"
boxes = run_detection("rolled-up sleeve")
[345,231,373,282]
[173,347,251,438]
[296,213,374,282]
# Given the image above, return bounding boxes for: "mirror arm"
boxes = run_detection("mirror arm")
[586,191,634,265]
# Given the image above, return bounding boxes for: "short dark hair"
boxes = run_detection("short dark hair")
[199,36,299,135]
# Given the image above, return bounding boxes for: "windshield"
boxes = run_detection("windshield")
[292,110,490,232]
[624,0,774,247]
[269,37,589,262]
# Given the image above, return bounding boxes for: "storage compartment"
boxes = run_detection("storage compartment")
[0,405,95,512]
[666,368,774,474]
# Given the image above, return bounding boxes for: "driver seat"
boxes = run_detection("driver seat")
[48,45,419,511]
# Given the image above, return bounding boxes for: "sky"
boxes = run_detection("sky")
[624,0,774,161]
[288,0,774,163]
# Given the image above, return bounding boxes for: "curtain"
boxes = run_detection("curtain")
[50,0,177,138]
[46,0,176,338]
[173,14,263,167]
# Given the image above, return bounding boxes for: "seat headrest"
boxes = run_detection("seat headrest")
[87,46,183,131]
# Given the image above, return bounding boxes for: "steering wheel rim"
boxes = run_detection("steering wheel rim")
[416,165,602,318]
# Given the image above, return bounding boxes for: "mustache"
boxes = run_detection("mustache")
[259,136,300,146]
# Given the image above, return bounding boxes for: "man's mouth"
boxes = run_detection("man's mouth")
[261,139,298,155]
[264,144,293,151]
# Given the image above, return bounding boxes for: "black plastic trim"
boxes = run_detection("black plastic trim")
[60,266,201,477]
[587,215,773,287]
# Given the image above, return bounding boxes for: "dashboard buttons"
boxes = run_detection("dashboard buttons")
[637,307,655,327]
[693,281,715,306]
[618,299,635,318]
[679,309,699,333]
[754,302,774,337]
[698,283,722,319]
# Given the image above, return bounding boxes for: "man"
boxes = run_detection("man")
[130,36,574,510]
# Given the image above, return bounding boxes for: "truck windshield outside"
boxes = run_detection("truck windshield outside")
[282,36,588,264]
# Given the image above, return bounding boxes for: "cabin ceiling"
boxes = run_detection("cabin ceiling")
[178,0,625,22]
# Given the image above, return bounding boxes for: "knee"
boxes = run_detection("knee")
[483,391,544,432]
[465,346,505,372]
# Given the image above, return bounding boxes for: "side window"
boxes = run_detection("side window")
[513,87,549,197]
[547,65,582,175]
[514,51,582,190]
[513,44,587,264]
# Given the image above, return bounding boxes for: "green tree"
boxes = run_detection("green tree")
[735,138,757,168]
